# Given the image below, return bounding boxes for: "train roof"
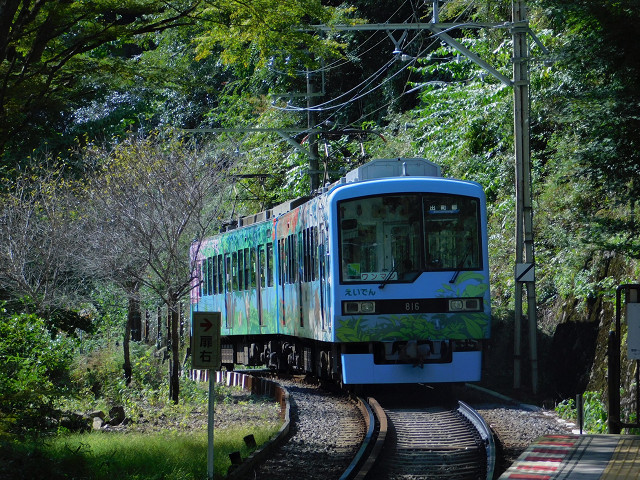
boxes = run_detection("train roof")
[343,158,441,182]
[234,158,441,229]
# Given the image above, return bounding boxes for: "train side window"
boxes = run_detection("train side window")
[232,251,238,291]
[238,249,244,290]
[286,236,291,284]
[204,257,208,294]
[294,234,298,283]
[225,254,231,293]
[207,256,214,295]
[250,248,257,288]
[244,248,251,290]
[287,236,292,284]
[311,226,316,281]
[305,228,312,282]
[278,239,285,285]
[319,223,326,280]
[309,227,315,281]
[258,245,266,288]
[198,260,203,296]
[295,234,299,283]
[218,255,224,293]
[304,228,309,282]
[301,230,307,282]
[212,256,218,294]
[202,258,209,296]
[287,234,296,284]
[267,242,274,287]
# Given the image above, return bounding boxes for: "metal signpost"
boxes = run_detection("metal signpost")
[608,285,640,434]
[191,312,222,480]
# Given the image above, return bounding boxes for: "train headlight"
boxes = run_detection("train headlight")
[449,300,464,311]
[448,298,481,312]
[360,301,375,313]
[342,301,377,315]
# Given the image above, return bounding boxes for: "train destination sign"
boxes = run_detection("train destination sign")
[191,312,221,370]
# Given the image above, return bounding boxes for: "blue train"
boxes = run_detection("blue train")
[190,158,490,384]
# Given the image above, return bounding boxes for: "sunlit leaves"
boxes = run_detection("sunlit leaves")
[194,0,356,70]
[0,307,76,419]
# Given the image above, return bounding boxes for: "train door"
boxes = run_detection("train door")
[256,246,263,327]
[278,237,286,327]
[319,223,327,330]
[224,253,232,330]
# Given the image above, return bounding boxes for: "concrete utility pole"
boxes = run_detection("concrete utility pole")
[512,0,538,394]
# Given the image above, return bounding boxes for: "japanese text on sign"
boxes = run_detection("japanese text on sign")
[191,312,221,370]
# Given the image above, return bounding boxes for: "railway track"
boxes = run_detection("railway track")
[346,394,495,480]
[232,374,494,480]
[248,376,367,480]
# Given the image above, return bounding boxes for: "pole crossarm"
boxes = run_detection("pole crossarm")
[430,27,513,86]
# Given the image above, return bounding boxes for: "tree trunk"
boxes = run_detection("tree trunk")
[123,281,140,386]
[169,291,180,404]
[124,311,132,385]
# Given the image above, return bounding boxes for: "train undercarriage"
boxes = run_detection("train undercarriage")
[219,335,483,384]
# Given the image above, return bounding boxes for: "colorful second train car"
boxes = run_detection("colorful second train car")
[190,158,490,384]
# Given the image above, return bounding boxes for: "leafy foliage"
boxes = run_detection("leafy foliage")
[555,391,608,434]
[195,0,356,69]
[0,0,202,165]
[0,306,76,435]
[536,0,640,259]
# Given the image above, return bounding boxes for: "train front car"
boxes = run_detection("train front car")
[328,159,491,384]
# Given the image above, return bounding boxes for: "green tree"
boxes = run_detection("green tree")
[537,0,640,258]
[0,0,200,164]
[0,306,76,434]
[194,0,351,69]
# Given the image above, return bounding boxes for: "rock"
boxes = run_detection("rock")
[60,412,91,432]
[89,410,105,420]
[108,406,126,426]
[92,417,104,430]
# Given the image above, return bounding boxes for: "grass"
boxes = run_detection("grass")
[1,423,280,479]
[0,341,283,479]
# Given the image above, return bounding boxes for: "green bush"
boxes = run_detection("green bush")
[555,391,608,434]
[0,306,77,435]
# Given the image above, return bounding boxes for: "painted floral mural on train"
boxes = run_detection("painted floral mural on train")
[335,272,490,342]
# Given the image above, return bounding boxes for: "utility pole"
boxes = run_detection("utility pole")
[512,0,537,394]
[307,69,320,191]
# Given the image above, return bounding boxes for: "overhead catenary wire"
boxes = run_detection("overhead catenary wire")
[274,5,495,117]
[258,0,497,148]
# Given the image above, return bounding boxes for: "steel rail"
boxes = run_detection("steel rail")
[458,400,496,480]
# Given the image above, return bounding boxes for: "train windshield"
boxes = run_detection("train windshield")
[338,193,482,283]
